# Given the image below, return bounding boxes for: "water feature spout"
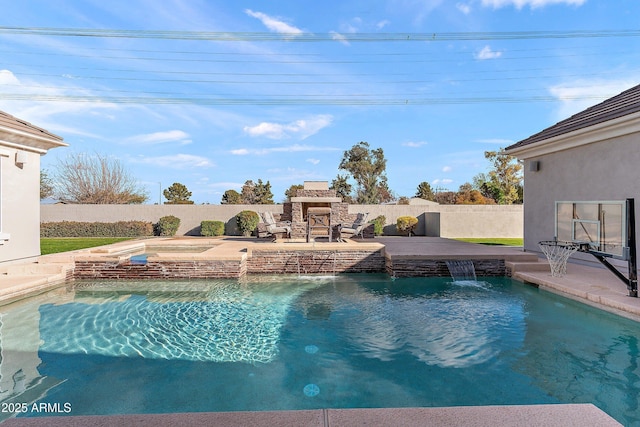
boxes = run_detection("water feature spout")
[445,260,477,282]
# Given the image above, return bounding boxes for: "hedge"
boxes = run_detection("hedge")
[200,220,225,236]
[236,210,260,236]
[371,215,386,236]
[154,215,181,236]
[396,216,418,236]
[41,221,154,238]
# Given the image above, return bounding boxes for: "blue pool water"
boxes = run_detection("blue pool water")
[1,274,639,425]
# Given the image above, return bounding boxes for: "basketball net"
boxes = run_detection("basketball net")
[539,241,579,277]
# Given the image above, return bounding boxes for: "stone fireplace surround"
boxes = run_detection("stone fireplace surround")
[280,181,350,240]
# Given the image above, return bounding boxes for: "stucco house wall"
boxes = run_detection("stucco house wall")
[506,85,640,267]
[0,111,66,265]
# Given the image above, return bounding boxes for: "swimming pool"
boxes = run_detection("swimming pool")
[1,274,638,425]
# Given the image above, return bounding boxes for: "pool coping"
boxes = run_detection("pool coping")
[1,404,622,426]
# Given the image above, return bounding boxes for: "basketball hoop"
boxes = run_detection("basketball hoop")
[539,240,580,277]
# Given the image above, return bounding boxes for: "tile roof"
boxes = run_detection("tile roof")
[506,83,640,151]
[0,109,64,142]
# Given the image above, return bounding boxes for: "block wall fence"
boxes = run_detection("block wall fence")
[41,204,523,239]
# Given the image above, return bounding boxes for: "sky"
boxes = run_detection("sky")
[1,0,639,204]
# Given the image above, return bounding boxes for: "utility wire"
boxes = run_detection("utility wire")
[0,93,611,106]
[1,27,640,41]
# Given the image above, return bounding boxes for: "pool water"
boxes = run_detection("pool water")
[1,275,639,425]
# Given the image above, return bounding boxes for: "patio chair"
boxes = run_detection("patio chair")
[261,211,292,241]
[338,212,369,242]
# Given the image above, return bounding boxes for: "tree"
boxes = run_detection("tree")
[54,152,148,204]
[339,141,388,204]
[163,182,194,204]
[253,179,274,204]
[484,150,523,204]
[40,169,54,200]
[456,183,494,205]
[330,174,353,203]
[240,180,257,204]
[284,184,304,202]
[415,181,435,201]
[376,176,394,203]
[221,189,242,204]
[433,191,457,205]
[240,179,274,204]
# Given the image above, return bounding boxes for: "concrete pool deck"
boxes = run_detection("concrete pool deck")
[1,404,622,426]
[0,236,635,426]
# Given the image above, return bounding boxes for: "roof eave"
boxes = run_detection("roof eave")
[0,128,68,154]
[505,110,640,159]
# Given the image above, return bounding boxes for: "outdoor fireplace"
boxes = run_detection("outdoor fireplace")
[282,181,348,241]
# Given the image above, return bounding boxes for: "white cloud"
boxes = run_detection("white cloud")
[456,3,472,14]
[376,20,391,29]
[243,115,333,140]
[0,69,20,85]
[481,0,585,9]
[475,45,502,60]
[307,158,321,165]
[230,144,340,156]
[125,130,191,145]
[442,166,452,172]
[402,141,428,148]
[130,154,214,169]
[245,9,303,34]
[432,178,454,185]
[330,31,350,46]
[549,79,638,120]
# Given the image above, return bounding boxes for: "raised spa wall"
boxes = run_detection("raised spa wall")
[71,244,507,280]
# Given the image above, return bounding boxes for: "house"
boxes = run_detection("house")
[505,83,640,267]
[0,110,67,265]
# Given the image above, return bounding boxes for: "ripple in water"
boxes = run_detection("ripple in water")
[38,282,318,364]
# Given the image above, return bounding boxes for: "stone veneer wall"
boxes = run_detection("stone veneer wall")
[247,249,385,274]
[70,251,508,280]
[386,258,506,277]
[295,190,336,198]
[74,258,245,279]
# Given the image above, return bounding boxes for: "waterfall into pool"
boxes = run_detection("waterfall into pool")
[445,260,477,282]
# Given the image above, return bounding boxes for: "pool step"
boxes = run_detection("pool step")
[506,259,551,274]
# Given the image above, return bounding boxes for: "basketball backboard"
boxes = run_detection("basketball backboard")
[555,200,629,260]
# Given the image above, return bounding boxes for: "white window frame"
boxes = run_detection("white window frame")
[0,149,11,243]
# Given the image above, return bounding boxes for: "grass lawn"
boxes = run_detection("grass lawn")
[454,238,524,246]
[41,237,135,255]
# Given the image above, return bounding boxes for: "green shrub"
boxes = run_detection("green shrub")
[396,216,418,236]
[201,220,225,236]
[371,215,386,236]
[236,210,260,236]
[154,215,181,236]
[40,221,153,237]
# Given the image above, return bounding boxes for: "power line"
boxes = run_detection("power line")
[1,26,640,41]
[0,93,611,106]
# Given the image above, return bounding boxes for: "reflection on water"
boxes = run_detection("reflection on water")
[343,288,524,368]
[0,275,638,425]
[39,280,322,364]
